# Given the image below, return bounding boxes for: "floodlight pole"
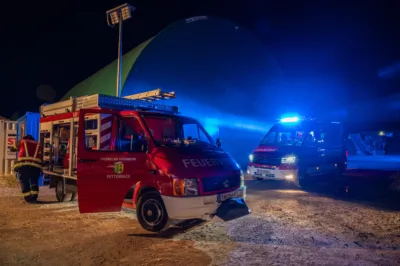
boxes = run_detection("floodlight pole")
[106,3,135,98]
[116,11,123,98]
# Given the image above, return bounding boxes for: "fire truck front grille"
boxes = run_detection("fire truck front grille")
[253,156,281,166]
[202,174,241,192]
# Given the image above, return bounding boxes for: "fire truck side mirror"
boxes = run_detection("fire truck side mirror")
[216,138,222,148]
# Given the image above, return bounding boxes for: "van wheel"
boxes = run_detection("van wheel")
[136,191,169,232]
[55,179,74,202]
[296,168,310,188]
[70,193,77,201]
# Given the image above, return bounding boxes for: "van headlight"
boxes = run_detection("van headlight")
[184,178,199,196]
[173,178,199,196]
[281,156,296,164]
[249,154,254,162]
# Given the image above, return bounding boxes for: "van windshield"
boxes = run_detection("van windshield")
[141,115,214,147]
[260,122,344,147]
[260,125,305,147]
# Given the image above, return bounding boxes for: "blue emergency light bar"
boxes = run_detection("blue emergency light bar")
[280,116,300,123]
[278,115,316,123]
[96,94,179,114]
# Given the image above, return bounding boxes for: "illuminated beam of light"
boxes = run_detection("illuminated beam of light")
[171,97,271,136]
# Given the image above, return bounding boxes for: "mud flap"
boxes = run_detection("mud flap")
[214,198,250,222]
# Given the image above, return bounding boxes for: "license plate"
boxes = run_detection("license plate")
[256,169,274,177]
[218,190,243,202]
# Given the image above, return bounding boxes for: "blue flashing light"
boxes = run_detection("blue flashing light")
[280,116,300,123]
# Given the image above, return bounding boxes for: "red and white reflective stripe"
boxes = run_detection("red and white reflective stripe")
[100,114,113,150]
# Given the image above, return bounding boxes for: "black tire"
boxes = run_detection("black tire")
[55,179,74,202]
[70,193,77,201]
[136,191,169,232]
[295,167,310,188]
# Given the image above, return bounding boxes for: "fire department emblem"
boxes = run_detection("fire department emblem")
[114,162,124,174]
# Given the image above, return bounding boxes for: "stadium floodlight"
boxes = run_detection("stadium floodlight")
[106,3,136,97]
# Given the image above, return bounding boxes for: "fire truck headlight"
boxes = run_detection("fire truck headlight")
[249,154,254,162]
[281,156,296,164]
[173,178,199,196]
[183,178,199,196]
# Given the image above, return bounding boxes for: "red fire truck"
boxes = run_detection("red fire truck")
[39,89,249,232]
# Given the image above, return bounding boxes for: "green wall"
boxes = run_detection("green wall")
[61,37,154,100]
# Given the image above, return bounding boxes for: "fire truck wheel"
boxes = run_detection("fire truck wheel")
[70,193,77,201]
[295,168,310,188]
[136,191,169,232]
[55,179,74,202]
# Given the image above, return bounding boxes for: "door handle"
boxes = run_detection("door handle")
[79,159,98,163]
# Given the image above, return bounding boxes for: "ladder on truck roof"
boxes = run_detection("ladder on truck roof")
[40,89,178,117]
[123,88,176,101]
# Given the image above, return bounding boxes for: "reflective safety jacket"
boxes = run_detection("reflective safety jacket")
[14,139,42,171]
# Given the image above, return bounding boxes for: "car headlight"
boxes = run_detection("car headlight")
[240,170,245,187]
[281,156,296,164]
[249,154,254,162]
[173,178,199,196]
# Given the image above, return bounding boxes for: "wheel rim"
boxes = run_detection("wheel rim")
[141,199,163,226]
[56,181,64,198]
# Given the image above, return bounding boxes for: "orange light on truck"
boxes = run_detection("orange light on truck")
[172,178,185,196]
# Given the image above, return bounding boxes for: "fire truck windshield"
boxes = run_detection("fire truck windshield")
[140,114,214,147]
[260,125,305,147]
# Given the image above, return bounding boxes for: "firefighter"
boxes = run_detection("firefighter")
[13,135,42,203]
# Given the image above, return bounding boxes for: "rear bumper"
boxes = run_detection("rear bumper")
[247,166,298,181]
[161,186,246,220]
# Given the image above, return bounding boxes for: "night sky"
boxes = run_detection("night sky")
[1,0,399,120]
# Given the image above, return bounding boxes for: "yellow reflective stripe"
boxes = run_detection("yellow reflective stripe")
[17,157,41,163]
[23,141,29,157]
[33,143,40,158]
[30,191,39,195]
[23,192,31,196]
[14,162,42,169]
[15,161,41,167]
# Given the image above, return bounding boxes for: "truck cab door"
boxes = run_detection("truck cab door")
[77,110,150,213]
